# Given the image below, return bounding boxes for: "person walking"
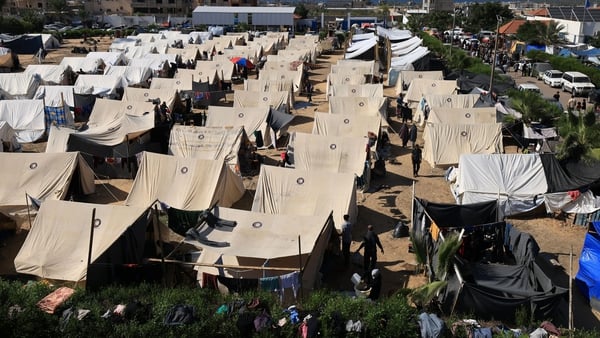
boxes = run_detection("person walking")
[412,144,422,177]
[409,123,418,148]
[305,81,313,103]
[568,95,576,111]
[399,123,409,148]
[356,225,384,274]
[341,214,352,266]
[553,91,560,101]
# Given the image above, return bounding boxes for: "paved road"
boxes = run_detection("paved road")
[508,70,585,110]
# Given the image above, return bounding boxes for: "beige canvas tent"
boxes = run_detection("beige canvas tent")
[289,132,367,177]
[234,90,289,114]
[103,65,153,87]
[426,107,498,125]
[168,125,250,174]
[404,79,458,107]
[326,73,367,96]
[126,152,245,210]
[328,84,383,100]
[252,165,357,231]
[394,70,444,95]
[122,87,180,111]
[312,112,381,139]
[244,79,296,106]
[258,68,303,94]
[206,105,274,148]
[14,200,150,282]
[422,123,503,167]
[0,152,95,229]
[332,60,377,76]
[175,67,219,86]
[0,121,20,152]
[150,77,192,91]
[194,60,235,81]
[413,94,481,128]
[193,207,333,292]
[328,96,388,125]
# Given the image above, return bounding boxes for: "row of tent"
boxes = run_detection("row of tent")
[5,33,360,295]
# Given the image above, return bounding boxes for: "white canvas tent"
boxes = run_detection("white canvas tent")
[168,125,249,173]
[394,70,444,95]
[25,64,73,86]
[34,85,76,107]
[85,52,128,66]
[193,207,333,291]
[451,154,548,217]
[422,123,503,167]
[14,200,149,282]
[0,99,45,142]
[69,98,155,148]
[60,57,105,74]
[326,73,367,96]
[244,79,296,106]
[74,74,127,97]
[104,65,152,87]
[344,38,377,60]
[123,45,158,60]
[331,60,377,76]
[258,69,303,93]
[0,73,40,99]
[289,132,367,177]
[125,152,245,210]
[206,105,274,148]
[0,152,95,228]
[312,112,381,139]
[252,165,357,231]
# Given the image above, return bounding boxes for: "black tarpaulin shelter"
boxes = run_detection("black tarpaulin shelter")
[412,197,567,322]
[540,154,600,193]
[456,71,515,95]
[0,34,43,55]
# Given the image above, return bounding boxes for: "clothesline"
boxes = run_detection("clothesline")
[146,258,300,272]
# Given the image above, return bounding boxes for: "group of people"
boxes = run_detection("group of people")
[396,94,422,177]
[567,94,588,113]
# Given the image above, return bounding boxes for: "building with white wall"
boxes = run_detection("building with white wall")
[529,6,600,44]
[192,6,295,28]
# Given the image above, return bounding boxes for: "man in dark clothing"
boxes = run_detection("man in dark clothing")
[367,269,382,300]
[412,144,422,177]
[341,214,352,266]
[356,225,384,274]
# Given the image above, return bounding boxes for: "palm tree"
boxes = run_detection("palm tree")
[507,89,562,126]
[556,110,600,162]
[542,20,565,45]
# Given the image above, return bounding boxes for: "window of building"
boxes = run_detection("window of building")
[248,13,252,25]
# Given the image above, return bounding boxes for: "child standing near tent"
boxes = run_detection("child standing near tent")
[412,144,422,177]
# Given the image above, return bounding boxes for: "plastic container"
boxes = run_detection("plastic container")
[351,273,362,286]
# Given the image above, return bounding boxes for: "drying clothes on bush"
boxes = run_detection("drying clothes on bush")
[253,309,273,332]
[37,286,75,314]
[279,271,300,298]
[59,307,90,331]
[418,312,445,338]
[539,321,560,336]
[163,305,196,326]
[529,328,548,338]
[286,305,300,324]
[345,320,362,332]
[259,276,280,292]
[299,314,319,338]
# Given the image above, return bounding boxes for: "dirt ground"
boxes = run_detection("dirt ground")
[2,37,599,329]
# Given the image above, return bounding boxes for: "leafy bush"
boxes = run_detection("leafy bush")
[0,280,420,337]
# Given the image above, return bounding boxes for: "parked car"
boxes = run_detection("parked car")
[532,62,553,80]
[561,71,596,97]
[517,83,541,93]
[542,70,564,87]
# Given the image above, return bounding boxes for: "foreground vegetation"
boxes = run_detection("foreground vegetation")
[1,279,598,337]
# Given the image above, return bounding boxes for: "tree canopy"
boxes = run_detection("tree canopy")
[516,20,565,45]
[294,4,309,19]
[464,3,513,32]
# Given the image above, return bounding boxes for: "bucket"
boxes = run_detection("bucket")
[351,273,362,286]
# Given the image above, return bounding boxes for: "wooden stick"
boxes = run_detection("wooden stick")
[569,245,573,336]
[146,258,299,272]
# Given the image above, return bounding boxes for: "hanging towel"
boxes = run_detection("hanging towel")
[259,276,280,291]
[279,271,300,298]
[430,222,440,241]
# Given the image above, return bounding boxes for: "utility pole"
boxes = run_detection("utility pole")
[489,15,502,96]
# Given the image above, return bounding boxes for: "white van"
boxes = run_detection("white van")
[517,83,541,93]
[561,71,595,96]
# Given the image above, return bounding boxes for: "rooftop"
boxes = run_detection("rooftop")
[192,6,296,14]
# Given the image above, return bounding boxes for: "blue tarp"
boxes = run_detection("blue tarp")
[576,221,600,311]
[574,48,600,57]
[558,49,574,57]
[525,44,546,53]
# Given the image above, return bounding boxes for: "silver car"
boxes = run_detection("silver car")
[542,70,563,87]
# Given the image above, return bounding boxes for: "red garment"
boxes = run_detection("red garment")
[202,272,218,289]
[567,190,581,200]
